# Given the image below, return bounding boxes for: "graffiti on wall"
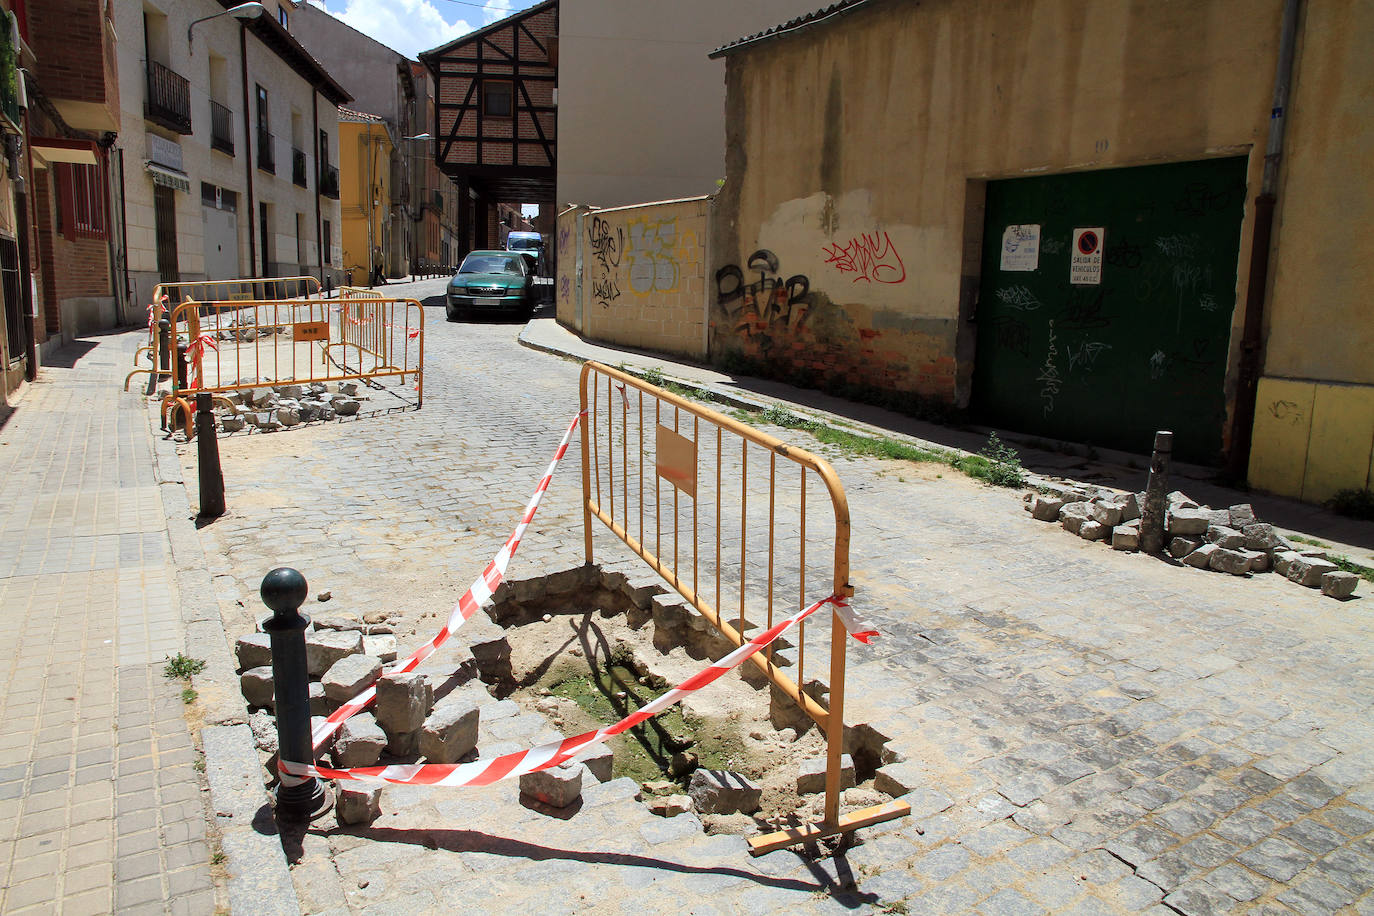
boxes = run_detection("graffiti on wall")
[587,215,623,308]
[558,223,571,256]
[821,230,906,284]
[625,218,681,295]
[715,249,811,335]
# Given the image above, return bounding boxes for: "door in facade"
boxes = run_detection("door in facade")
[971,157,1248,464]
[1,236,24,362]
[258,201,272,277]
[202,206,239,281]
[154,184,180,283]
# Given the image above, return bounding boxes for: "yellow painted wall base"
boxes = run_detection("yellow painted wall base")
[1249,377,1374,503]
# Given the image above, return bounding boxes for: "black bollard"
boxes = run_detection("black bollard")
[195,393,225,519]
[1139,431,1174,554]
[158,316,172,375]
[261,567,328,818]
[175,340,188,392]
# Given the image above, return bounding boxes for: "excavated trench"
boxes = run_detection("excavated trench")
[474,565,899,834]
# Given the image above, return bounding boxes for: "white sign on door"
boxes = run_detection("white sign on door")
[1070,228,1104,285]
[1000,224,1041,272]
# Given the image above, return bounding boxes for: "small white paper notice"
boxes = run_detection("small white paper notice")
[1000,224,1041,272]
[1070,228,1104,285]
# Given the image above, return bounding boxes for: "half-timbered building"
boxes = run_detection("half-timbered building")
[419,1,556,258]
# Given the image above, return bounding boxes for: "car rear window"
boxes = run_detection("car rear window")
[459,255,523,274]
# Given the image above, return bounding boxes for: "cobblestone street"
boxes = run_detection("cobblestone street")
[170,278,1374,914]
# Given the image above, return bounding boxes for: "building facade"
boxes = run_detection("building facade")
[112,0,350,309]
[705,0,1372,500]
[419,1,557,262]
[292,3,443,279]
[5,0,124,390]
[555,0,827,210]
[337,108,393,286]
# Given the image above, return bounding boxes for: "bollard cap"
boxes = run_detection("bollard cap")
[261,567,309,615]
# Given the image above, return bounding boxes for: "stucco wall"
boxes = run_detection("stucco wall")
[559,197,709,360]
[556,0,825,209]
[1244,0,1374,501]
[713,0,1288,410]
[114,0,342,307]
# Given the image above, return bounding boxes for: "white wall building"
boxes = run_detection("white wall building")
[556,0,823,209]
[112,0,350,305]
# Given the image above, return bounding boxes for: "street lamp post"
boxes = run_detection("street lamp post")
[187,2,264,50]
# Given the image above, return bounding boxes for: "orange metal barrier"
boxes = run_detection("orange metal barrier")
[131,277,326,385]
[578,361,908,854]
[137,298,423,409]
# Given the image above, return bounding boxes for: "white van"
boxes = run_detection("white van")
[505,231,545,277]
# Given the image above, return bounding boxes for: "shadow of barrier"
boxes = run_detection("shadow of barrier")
[578,361,910,855]
[127,297,424,417]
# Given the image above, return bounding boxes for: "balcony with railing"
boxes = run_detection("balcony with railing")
[145,60,192,134]
[319,164,340,199]
[210,101,234,156]
[257,131,275,174]
[292,148,308,187]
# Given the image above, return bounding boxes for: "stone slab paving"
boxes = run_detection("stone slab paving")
[181,277,1373,914]
[0,336,220,913]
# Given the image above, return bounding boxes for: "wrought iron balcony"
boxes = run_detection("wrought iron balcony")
[210,101,234,155]
[292,148,308,187]
[319,165,339,199]
[257,130,275,174]
[145,60,192,135]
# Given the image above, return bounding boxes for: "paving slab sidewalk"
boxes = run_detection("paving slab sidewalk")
[0,333,221,914]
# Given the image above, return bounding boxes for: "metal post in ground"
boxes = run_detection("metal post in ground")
[261,567,328,818]
[195,393,225,519]
[158,316,172,375]
[175,340,188,392]
[1140,431,1174,554]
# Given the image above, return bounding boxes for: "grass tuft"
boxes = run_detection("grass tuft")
[164,653,207,680]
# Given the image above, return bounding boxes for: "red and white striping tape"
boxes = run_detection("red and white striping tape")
[288,405,879,787]
[284,592,846,787]
[309,409,586,752]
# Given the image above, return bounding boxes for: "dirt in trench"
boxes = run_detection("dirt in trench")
[485,581,895,835]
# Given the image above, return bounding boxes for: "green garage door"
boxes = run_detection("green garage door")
[971,157,1248,464]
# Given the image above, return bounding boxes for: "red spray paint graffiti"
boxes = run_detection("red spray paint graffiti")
[822,230,906,284]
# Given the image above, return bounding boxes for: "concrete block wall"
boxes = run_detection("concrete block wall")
[574,197,710,361]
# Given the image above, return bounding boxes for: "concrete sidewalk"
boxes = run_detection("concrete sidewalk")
[0,332,219,913]
[518,316,1374,566]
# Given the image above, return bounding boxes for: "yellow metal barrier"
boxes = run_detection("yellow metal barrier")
[578,361,908,855]
[154,298,423,409]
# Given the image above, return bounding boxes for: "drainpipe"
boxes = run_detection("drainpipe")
[13,140,36,380]
[116,147,132,321]
[312,88,322,287]
[1228,0,1302,480]
[240,22,257,277]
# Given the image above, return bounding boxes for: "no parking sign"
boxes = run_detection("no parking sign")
[1071,228,1104,285]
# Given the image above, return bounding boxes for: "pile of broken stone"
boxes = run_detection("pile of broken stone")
[1025,487,1360,599]
[236,610,540,825]
[216,381,364,433]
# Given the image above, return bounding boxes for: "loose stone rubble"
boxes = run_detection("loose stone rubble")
[198,379,369,433]
[1024,487,1361,599]
[235,566,903,836]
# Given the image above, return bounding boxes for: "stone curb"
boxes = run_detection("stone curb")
[516,324,975,461]
[145,399,300,915]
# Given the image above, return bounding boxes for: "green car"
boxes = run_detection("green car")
[446,250,536,321]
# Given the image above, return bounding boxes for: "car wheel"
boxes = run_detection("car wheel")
[446,306,459,322]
